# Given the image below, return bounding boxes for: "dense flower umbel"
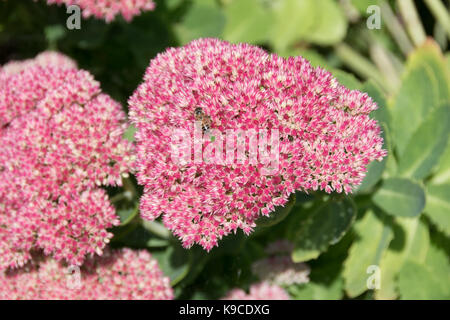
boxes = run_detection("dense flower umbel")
[0,51,76,75]
[0,54,134,270]
[0,248,174,300]
[223,282,290,300]
[45,0,156,22]
[129,38,387,251]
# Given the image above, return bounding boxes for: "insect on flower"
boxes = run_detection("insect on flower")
[194,107,212,133]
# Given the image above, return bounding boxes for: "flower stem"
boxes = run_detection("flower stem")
[142,219,171,239]
[379,0,414,56]
[334,43,387,92]
[424,0,450,40]
[397,0,427,47]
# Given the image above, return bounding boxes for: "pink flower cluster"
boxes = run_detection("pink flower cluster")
[0,52,134,270]
[223,282,290,300]
[0,51,77,75]
[129,38,387,251]
[0,248,173,300]
[252,241,310,286]
[46,0,156,22]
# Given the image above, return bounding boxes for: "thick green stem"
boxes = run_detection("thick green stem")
[397,0,427,47]
[365,31,401,91]
[380,0,414,55]
[334,43,387,92]
[424,0,450,40]
[142,219,171,239]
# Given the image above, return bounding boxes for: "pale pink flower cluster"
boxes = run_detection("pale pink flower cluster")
[46,0,156,22]
[252,241,310,286]
[0,51,76,75]
[129,38,387,251]
[223,282,290,300]
[0,248,174,300]
[0,53,134,270]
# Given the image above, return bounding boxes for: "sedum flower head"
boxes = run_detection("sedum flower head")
[223,282,290,300]
[46,0,156,22]
[0,53,134,270]
[129,38,387,251]
[0,248,173,300]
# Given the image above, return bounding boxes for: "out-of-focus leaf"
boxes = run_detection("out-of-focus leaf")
[398,260,445,299]
[153,245,191,286]
[289,277,343,300]
[372,178,425,218]
[363,80,391,129]
[175,0,225,45]
[123,125,137,142]
[223,0,271,44]
[256,194,295,227]
[376,218,429,299]
[391,64,439,155]
[117,204,139,226]
[350,0,378,15]
[292,197,356,262]
[425,184,450,236]
[397,105,450,180]
[332,69,362,90]
[407,40,450,105]
[430,141,450,185]
[303,0,347,45]
[343,210,393,298]
[270,0,316,51]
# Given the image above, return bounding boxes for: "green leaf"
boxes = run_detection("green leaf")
[117,205,139,226]
[332,69,362,90]
[270,0,316,51]
[175,0,225,45]
[123,125,137,142]
[376,218,429,299]
[397,105,450,180]
[256,194,296,227]
[355,123,389,193]
[292,197,356,262]
[430,141,450,185]
[289,277,343,300]
[407,40,450,105]
[372,178,425,218]
[350,0,378,15]
[391,64,439,155]
[398,261,445,299]
[152,245,191,286]
[363,80,391,130]
[425,184,450,236]
[303,0,347,45]
[223,0,271,44]
[343,210,393,298]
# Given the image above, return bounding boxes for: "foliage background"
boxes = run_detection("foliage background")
[0,0,449,299]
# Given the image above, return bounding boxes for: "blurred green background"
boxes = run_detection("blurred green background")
[0,0,449,300]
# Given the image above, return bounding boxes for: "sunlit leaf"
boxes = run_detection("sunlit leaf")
[397,104,450,180]
[372,178,425,217]
[343,210,393,298]
[425,184,450,236]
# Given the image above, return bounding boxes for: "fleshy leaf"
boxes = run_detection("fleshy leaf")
[292,197,356,262]
[343,210,393,298]
[372,178,425,218]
